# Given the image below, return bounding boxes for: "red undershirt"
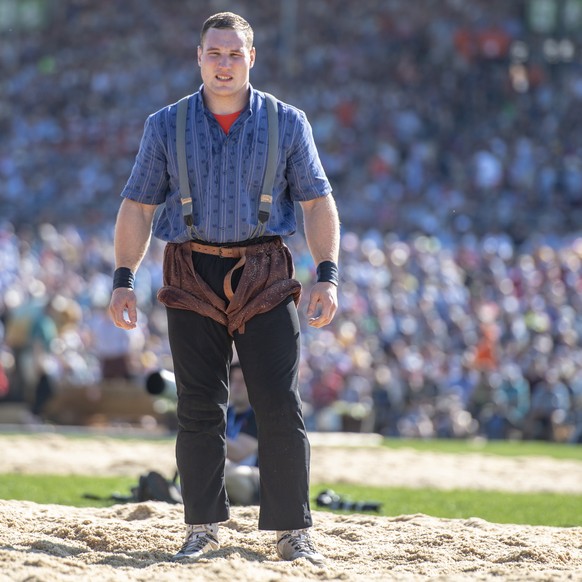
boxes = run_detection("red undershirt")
[214,110,242,134]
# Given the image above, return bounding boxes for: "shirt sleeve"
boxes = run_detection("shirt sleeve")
[120,113,170,204]
[285,109,332,202]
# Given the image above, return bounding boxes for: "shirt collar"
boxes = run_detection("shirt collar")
[197,84,257,120]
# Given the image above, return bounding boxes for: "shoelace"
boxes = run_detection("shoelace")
[179,528,216,555]
[280,530,317,553]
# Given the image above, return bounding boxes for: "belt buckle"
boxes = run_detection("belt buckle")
[218,247,224,258]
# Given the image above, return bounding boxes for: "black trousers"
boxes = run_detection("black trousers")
[166,251,312,531]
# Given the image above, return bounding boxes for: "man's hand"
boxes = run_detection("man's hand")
[306,282,338,328]
[109,288,138,329]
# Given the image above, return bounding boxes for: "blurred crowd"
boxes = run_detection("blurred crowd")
[1,0,582,442]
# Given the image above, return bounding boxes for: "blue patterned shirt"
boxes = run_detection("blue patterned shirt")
[120,86,332,243]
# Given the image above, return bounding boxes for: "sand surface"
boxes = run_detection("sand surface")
[1,432,581,581]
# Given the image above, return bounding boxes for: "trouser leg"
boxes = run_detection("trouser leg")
[167,306,232,525]
[165,247,310,530]
[234,297,313,531]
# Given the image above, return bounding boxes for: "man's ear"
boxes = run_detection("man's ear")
[197,45,202,67]
[249,47,256,68]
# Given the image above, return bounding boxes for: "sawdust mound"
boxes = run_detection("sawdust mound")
[1,500,581,582]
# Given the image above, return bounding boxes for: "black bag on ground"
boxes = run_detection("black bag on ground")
[133,470,183,504]
[83,470,183,504]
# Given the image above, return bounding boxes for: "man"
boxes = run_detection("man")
[109,12,339,565]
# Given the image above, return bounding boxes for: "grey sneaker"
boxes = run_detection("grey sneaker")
[171,523,219,561]
[276,529,326,566]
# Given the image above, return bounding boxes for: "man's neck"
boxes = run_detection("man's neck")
[202,85,250,115]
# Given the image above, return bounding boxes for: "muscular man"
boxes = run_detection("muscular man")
[109,12,339,565]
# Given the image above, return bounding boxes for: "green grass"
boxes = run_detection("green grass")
[379,437,582,461]
[1,474,580,528]
[0,434,580,527]
[311,483,582,528]
[0,474,138,507]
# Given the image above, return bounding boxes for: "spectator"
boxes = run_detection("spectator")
[225,363,260,506]
[3,1,582,442]
[524,368,571,441]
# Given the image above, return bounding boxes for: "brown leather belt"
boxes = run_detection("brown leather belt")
[189,241,246,258]
[189,241,247,300]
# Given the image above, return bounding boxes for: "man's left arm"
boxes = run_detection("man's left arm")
[299,194,340,328]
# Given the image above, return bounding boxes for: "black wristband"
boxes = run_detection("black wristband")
[113,267,135,290]
[316,261,339,286]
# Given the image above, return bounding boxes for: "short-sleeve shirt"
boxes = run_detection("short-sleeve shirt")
[121,86,332,244]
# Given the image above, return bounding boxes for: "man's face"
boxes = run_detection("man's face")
[198,27,255,105]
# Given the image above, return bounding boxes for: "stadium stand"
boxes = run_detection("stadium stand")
[1,0,582,441]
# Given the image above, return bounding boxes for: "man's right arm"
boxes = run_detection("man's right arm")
[109,198,157,329]
[226,433,259,464]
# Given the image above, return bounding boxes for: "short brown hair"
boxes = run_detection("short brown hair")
[200,12,254,50]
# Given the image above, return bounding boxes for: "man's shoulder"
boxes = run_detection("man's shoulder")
[148,92,200,122]
[254,88,305,122]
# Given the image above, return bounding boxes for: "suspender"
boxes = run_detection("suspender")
[176,97,194,228]
[255,92,279,237]
[175,92,279,240]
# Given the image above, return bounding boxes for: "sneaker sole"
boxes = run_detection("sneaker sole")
[170,548,219,562]
[170,541,220,562]
[277,551,326,567]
